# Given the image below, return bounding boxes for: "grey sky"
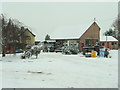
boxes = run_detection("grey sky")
[2,2,118,41]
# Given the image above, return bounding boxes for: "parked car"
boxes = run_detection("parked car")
[15,49,24,53]
[49,47,55,52]
[4,49,13,54]
[55,48,62,53]
[83,46,95,57]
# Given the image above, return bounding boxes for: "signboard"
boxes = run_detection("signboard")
[91,51,97,57]
[100,51,105,57]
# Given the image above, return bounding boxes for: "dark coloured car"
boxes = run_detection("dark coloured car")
[55,48,62,53]
[49,47,55,52]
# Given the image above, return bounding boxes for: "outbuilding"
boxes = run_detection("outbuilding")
[100,36,118,49]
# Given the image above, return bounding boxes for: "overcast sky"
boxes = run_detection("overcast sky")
[1,2,118,41]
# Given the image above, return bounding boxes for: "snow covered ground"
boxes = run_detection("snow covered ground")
[0,50,118,88]
[0,54,2,89]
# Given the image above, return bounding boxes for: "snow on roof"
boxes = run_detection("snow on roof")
[100,36,118,42]
[46,40,56,42]
[50,21,97,39]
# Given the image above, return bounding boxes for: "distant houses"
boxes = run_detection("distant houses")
[50,22,100,51]
[0,15,36,54]
[3,27,36,53]
[49,21,118,50]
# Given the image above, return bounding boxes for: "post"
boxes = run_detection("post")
[94,18,96,22]
[106,35,107,49]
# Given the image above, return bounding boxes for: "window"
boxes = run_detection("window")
[96,40,98,43]
[25,36,31,40]
[102,43,104,46]
[85,39,89,46]
[114,42,117,45]
[112,42,114,45]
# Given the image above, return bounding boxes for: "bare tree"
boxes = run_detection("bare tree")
[112,18,119,39]
[0,16,2,54]
[112,14,120,48]
[1,14,31,55]
[1,14,7,56]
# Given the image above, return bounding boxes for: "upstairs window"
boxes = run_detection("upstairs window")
[25,36,31,40]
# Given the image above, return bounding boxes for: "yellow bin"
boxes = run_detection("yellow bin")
[91,51,97,57]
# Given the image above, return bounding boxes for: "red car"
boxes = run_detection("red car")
[4,49,13,54]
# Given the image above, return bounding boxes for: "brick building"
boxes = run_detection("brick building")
[100,36,118,49]
[79,22,100,48]
[50,21,100,51]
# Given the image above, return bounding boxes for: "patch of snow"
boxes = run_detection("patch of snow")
[100,36,118,42]
[0,67,1,89]
[0,50,118,88]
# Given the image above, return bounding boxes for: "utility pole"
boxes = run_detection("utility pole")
[94,18,96,22]
[106,32,108,49]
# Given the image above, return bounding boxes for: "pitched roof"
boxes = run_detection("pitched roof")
[100,36,118,42]
[26,28,36,37]
[50,21,99,40]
